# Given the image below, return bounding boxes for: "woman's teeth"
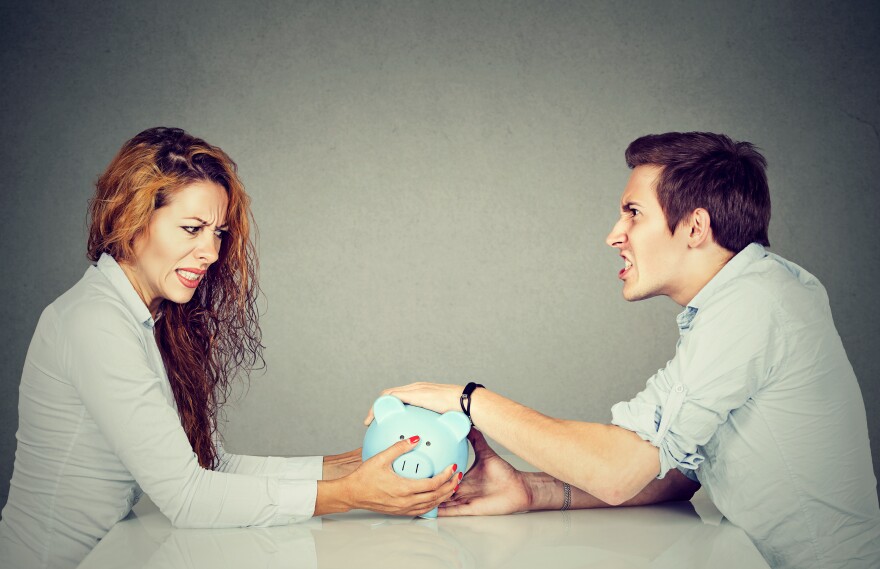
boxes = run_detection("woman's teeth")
[177,270,201,281]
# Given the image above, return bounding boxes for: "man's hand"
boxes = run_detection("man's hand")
[363,382,464,425]
[322,448,362,480]
[439,429,531,516]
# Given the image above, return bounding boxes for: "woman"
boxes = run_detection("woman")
[0,127,460,569]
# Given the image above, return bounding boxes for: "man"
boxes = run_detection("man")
[368,132,880,568]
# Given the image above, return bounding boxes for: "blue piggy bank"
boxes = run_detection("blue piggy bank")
[362,395,471,518]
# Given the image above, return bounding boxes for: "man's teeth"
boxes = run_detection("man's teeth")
[177,270,201,281]
[623,259,632,270]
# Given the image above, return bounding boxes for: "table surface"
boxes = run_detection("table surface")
[78,457,770,569]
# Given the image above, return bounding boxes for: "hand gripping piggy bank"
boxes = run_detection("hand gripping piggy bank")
[362,395,471,518]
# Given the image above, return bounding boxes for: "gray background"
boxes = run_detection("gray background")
[1,0,878,509]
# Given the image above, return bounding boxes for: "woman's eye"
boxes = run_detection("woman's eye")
[182,226,200,235]
[213,229,226,239]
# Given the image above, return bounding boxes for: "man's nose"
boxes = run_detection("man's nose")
[606,219,626,248]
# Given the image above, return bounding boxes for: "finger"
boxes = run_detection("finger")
[437,501,478,517]
[396,463,459,495]
[363,385,411,425]
[374,436,420,465]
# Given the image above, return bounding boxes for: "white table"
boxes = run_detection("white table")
[78,457,770,569]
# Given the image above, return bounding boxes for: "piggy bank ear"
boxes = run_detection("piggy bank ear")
[373,395,406,424]
[438,411,471,442]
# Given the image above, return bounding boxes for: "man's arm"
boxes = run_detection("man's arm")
[366,383,662,505]
[438,429,698,517]
[524,468,699,510]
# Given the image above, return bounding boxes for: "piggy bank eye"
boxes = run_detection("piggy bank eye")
[399,435,405,440]
[425,441,431,446]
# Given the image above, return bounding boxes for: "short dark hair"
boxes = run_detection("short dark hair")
[625,132,770,253]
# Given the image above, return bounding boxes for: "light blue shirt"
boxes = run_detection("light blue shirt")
[0,254,323,569]
[611,243,880,569]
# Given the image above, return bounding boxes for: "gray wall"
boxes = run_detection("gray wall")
[1,1,878,508]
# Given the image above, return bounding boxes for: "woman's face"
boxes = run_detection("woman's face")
[121,181,229,316]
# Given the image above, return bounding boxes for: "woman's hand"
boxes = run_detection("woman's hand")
[316,436,462,517]
[363,382,464,425]
[439,429,531,516]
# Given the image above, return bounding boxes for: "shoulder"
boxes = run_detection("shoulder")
[52,265,141,339]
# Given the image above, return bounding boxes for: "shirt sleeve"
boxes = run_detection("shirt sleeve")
[611,283,783,479]
[58,299,318,528]
[214,438,324,480]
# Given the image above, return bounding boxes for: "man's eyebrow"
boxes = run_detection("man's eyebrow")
[621,201,644,210]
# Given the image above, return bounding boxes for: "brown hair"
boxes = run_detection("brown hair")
[88,127,264,469]
[625,132,771,253]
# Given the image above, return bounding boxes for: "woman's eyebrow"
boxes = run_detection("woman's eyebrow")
[183,216,228,229]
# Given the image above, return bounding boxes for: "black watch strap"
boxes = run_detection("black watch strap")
[460,382,485,425]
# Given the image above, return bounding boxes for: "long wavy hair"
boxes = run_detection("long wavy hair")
[87,127,264,469]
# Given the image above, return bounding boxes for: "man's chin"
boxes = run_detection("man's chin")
[622,285,655,302]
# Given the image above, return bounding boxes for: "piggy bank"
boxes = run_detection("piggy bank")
[362,395,470,518]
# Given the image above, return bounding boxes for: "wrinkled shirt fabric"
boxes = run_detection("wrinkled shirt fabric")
[612,243,880,568]
[0,254,323,569]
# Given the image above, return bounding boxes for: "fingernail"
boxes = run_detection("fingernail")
[452,464,458,472]
[408,435,420,444]
[454,484,459,492]
[458,472,463,481]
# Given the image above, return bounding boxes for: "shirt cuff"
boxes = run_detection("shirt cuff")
[280,456,324,481]
[273,479,318,524]
[610,399,704,479]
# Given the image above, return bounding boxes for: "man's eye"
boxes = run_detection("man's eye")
[182,226,200,235]
[629,207,641,217]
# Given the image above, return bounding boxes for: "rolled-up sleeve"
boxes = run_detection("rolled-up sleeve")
[59,299,319,527]
[612,283,782,479]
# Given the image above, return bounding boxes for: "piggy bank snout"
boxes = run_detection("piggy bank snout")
[392,451,434,479]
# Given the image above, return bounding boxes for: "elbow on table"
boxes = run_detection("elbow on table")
[591,484,637,507]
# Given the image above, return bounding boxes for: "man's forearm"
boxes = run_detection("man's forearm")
[525,468,700,511]
[468,388,661,505]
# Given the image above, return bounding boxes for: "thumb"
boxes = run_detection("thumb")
[467,428,495,457]
[375,435,420,466]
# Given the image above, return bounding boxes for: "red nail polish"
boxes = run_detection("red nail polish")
[408,435,420,444]
[452,464,458,472]
[458,472,463,481]
[454,484,459,492]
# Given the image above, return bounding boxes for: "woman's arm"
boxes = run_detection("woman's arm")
[62,300,454,526]
[213,437,325,480]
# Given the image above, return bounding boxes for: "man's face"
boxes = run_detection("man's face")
[605,165,690,302]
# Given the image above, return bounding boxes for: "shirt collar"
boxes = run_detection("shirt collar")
[96,253,157,329]
[676,242,767,330]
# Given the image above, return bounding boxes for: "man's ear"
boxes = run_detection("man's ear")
[688,208,712,248]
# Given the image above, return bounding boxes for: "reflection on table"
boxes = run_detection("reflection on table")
[79,488,769,569]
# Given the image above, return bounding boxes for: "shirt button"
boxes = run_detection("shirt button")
[674,384,684,393]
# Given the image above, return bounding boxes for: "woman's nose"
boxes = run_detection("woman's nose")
[196,232,221,264]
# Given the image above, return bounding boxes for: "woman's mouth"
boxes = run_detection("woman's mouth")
[175,269,203,289]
